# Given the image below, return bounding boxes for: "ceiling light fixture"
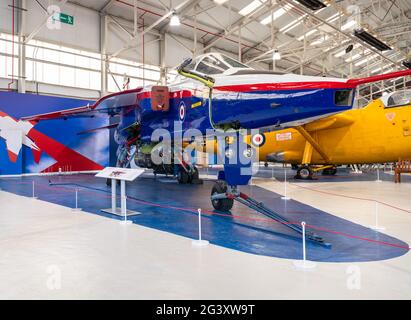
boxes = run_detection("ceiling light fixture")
[272,50,281,60]
[403,60,411,69]
[354,28,391,51]
[169,13,181,26]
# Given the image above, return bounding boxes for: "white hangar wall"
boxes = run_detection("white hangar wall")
[0,0,269,99]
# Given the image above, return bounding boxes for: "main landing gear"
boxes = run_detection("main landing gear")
[294,165,337,180]
[177,165,202,184]
[295,165,314,180]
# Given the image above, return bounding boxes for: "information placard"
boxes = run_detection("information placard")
[95,167,145,181]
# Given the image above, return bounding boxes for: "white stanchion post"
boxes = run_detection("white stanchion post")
[120,180,132,225]
[192,208,209,247]
[370,201,385,231]
[281,167,290,200]
[31,181,37,199]
[376,166,382,182]
[293,222,316,270]
[72,188,82,212]
[111,178,116,213]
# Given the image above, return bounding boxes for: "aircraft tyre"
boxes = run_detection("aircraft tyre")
[295,166,313,180]
[189,167,203,184]
[177,168,190,184]
[211,180,234,212]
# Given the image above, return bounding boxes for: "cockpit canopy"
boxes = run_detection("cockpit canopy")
[184,53,252,76]
[381,90,411,108]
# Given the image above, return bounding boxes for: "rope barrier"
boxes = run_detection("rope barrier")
[0,179,410,250]
[288,182,411,214]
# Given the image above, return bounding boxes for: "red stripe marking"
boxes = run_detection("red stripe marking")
[137,90,192,100]
[347,68,411,86]
[214,81,355,92]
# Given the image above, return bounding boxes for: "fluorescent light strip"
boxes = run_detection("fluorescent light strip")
[341,19,357,31]
[281,12,340,36]
[371,67,382,73]
[310,35,329,46]
[239,0,267,16]
[260,7,286,25]
[326,13,341,23]
[326,13,340,21]
[297,29,318,41]
[260,5,293,25]
[355,54,378,66]
[280,18,304,33]
[372,63,394,73]
[345,53,361,62]
[214,0,229,4]
[334,50,345,58]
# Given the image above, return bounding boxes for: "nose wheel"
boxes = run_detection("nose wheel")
[211,180,234,211]
[209,180,330,247]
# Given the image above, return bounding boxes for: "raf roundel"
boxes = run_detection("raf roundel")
[251,133,266,147]
[179,101,186,122]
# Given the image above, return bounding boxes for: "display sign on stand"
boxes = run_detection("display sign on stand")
[96,167,145,224]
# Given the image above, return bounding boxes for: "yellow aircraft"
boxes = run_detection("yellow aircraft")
[247,90,411,179]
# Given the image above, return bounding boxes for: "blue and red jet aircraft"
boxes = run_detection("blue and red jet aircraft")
[21,53,411,216]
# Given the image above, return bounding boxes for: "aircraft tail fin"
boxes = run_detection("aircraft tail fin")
[347,68,411,87]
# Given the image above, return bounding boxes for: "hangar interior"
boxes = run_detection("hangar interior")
[0,0,411,299]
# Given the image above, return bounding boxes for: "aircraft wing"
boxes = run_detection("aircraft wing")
[304,113,355,132]
[21,88,143,122]
[21,105,94,121]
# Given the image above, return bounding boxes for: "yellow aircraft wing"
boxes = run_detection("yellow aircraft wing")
[304,113,355,132]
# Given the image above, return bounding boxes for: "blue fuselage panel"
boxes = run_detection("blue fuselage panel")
[119,88,353,143]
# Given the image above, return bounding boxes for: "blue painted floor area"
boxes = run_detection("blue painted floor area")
[0,174,408,262]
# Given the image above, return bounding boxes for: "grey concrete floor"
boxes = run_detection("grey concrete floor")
[0,175,410,299]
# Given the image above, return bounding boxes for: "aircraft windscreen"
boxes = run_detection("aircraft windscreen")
[196,55,229,75]
[386,91,411,108]
[221,54,250,69]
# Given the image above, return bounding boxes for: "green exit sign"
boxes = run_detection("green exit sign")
[55,13,74,25]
